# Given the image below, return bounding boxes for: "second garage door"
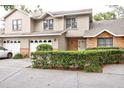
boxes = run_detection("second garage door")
[3,40,20,56]
[30,39,52,52]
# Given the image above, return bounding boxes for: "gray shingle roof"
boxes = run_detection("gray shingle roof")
[0,31,65,37]
[3,8,92,20]
[50,9,92,16]
[3,9,32,19]
[36,9,92,19]
[84,19,124,37]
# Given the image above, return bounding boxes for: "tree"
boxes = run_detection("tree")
[0,5,42,15]
[107,5,124,18]
[0,5,31,13]
[18,5,32,14]
[31,5,43,17]
[33,5,42,13]
[0,5,43,17]
[94,12,116,21]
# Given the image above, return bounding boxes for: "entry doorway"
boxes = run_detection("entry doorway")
[78,39,85,50]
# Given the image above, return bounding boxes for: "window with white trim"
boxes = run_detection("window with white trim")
[66,18,77,29]
[97,38,113,47]
[43,19,53,30]
[12,19,22,31]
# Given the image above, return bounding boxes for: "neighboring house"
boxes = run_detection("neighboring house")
[84,19,124,48]
[0,8,124,56]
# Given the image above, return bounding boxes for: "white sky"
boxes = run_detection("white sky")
[0,0,124,18]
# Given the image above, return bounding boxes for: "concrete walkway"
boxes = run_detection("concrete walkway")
[0,59,31,83]
[103,64,124,75]
[0,59,124,88]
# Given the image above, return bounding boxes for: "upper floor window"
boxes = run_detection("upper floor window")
[66,18,77,29]
[97,38,113,47]
[12,19,22,31]
[43,19,53,30]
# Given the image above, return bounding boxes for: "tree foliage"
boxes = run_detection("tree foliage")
[19,5,42,14]
[0,5,15,11]
[108,5,124,18]
[0,5,42,16]
[94,5,124,21]
[94,12,116,21]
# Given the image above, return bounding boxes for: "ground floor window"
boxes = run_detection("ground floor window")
[97,38,113,47]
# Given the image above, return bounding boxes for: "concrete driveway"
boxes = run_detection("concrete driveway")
[0,59,124,88]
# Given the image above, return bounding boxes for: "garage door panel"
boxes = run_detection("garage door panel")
[3,40,20,56]
[30,39,52,52]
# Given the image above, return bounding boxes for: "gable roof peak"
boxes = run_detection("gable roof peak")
[36,8,92,19]
[3,8,32,19]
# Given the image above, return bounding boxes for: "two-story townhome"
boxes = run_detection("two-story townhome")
[0,8,92,56]
[1,8,124,56]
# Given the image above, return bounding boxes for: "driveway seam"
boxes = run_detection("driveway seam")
[0,68,24,83]
[76,72,79,88]
[103,73,124,76]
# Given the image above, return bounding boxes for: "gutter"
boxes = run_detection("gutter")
[0,29,69,38]
[0,33,62,38]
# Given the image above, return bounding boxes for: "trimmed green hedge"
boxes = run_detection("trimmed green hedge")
[86,47,120,50]
[36,44,53,51]
[31,49,124,72]
[13,53,23,59]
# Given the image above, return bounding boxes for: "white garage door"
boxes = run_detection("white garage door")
[30,39,52,52]
[3,40,20,55]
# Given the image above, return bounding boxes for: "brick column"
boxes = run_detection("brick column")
[20,48,29,57]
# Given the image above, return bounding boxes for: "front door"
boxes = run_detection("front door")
[78,40,85,50]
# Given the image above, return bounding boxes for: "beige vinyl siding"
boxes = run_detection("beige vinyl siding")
[33,20,42,32]
[54,17,64,31]
[33,15,65,32]
[5,11,31,34]
[58,34,67,50]
[66,15,90,37]
[30,19,35,32]
[33,14,90,36]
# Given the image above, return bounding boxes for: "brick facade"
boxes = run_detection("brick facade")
[86,32,124,48]
[97,32,113,38]
[86,38,97,48]
[20,48,29,57]
[113,37,124,48]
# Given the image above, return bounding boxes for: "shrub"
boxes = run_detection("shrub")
[13,53,23,59]
[86,47,120,50]
[31,49,124,72]
[36,44,53,51]
[84,63,102,72]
